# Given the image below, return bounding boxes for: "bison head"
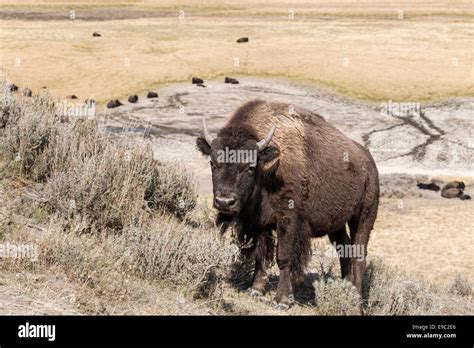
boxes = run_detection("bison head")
[196,119,280,215]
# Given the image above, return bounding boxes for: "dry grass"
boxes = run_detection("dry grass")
[371,195,474,285]
[39,215,239,312]
[1,0,473,16]
[1,1,472,103]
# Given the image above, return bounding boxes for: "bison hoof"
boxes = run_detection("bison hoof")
[247,288,263,297]
[273,302,290,311]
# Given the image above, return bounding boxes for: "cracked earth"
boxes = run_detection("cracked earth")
[97,77,473,195]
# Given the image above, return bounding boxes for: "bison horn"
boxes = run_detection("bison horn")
[202,118,215,145]
[256,125,276,152]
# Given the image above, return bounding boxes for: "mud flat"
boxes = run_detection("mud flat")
[98,77,474,195]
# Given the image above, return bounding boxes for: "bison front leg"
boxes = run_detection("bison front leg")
[273,218,305,310]
[248,231,272,296]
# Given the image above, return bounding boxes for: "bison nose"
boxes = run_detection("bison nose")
[214,196,237,210]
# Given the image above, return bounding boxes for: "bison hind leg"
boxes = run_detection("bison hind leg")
[328,226,353,281]
[290,223,312,285]
[348,200,378,310]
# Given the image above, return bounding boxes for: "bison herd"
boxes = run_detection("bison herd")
[7,74,240,110]
[417,180,471,200]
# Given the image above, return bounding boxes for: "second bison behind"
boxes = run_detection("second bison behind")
[197,100,379,310]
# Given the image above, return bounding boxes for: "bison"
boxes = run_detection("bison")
[192,77,204,84]
[225,77,239,84]
[236,37,249,43]
[417,182,440,192]
[128,95,138,103]
[196,100,379,310]
[107,99,123,108]
[146,91,158,98]
[442,181,465,191]
[441,181,470,200]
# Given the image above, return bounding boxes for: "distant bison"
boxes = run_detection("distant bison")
[441,181,470,200]
[442,181,465,191]
[92,32,101,37]
[107,99,123,108]
[192,77,204,84]
[417,182,440,192]
[236,37,249,43]
[128,95,138,103]
[146,91,158,98]
[197,100,379,310]
[441,188,462,199]
[9,84,18,92]
[225,77,239,84]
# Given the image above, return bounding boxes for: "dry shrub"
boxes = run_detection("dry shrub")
[144,163,197,219]
[364,259,455,315]
[313,278,361,315]
[309,245,473,315]
[0,78,197,229]
[42,141,197,231]
[121,214,239,296]
[448,274,472,297]
[44,144,156,232]
[0,85,60,180]
[40,215,239,306]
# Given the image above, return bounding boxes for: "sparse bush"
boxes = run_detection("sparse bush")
[145,163,197,219]
[44,144,154,232]
[313,278,361,315]
[448,274,472,297]
[0,86,60,180]
[0,78,196,229]
[364,259,443,315]
[121,215,238,296]
[41,215,239,305]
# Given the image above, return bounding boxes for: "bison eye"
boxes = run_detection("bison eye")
[247,165,256,173]
[210,161,216,169]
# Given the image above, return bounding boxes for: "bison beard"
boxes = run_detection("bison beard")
[196,100,379,312]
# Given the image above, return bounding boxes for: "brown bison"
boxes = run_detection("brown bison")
[146,91,158,98]
[441,181,470,200]
[196,100,379,310]
[442,181,465,191]
[128,95,138,103]
[441,188,462,199]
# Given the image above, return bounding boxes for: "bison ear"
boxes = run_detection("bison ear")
[259,145,280,173]
[196,137,211,156]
